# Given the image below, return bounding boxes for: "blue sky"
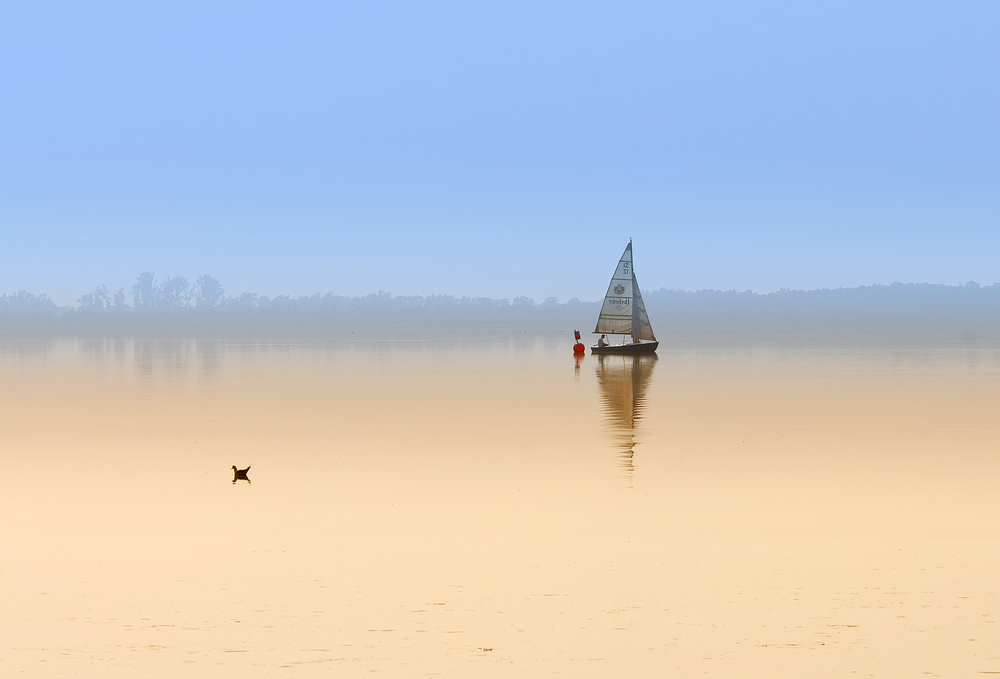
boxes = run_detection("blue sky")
[1,1,997,304]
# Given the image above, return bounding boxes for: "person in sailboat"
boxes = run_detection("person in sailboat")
[598,334,609,348]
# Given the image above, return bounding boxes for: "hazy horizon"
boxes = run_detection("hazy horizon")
[5,276,1000,346]
[6,275,1000,310]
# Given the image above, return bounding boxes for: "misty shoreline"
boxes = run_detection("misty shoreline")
[3,282,1000,346]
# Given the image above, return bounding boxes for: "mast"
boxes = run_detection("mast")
[629,239,635,343]
[630,237,637,342]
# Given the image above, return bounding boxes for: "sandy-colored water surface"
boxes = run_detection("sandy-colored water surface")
[1,336,998,676]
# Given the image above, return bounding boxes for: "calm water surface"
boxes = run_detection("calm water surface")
[1,336,999,676]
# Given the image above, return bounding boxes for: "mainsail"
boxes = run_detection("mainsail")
[594,241,656,341]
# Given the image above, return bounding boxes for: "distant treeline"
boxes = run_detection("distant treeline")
[2,273,1000,343]
[0,273,577,314]
[0,272,594,337]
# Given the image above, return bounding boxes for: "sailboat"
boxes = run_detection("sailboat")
[592,240,658,354]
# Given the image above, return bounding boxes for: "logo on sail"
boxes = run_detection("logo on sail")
[613,284,625,296]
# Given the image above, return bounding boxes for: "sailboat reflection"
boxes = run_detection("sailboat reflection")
[595,353,658,478]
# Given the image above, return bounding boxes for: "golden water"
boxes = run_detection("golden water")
[1,337,998,676]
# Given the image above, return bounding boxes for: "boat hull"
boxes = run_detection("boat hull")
[591,341,658,355]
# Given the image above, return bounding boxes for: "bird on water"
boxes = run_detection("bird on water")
[232,465,251,484]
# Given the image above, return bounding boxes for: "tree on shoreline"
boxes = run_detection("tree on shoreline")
[129,272,195,311]
[196,275,224,308]
[132,272,157,310]
[1,290,57,313]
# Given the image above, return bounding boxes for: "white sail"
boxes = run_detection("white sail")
[594,242,634,335]
[631,273,656,341]
[595,241,656,342]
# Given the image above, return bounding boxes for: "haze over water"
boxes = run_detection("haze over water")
[2,335,999,676]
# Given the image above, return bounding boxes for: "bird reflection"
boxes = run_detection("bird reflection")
[595,353,657,481]
[232,465,251,484]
